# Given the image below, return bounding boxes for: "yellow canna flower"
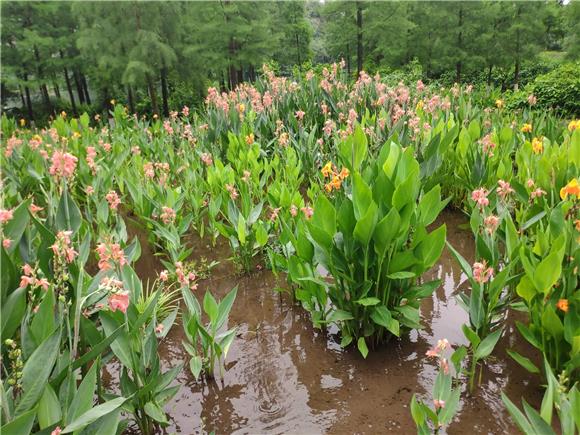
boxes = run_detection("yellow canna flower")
[521,123,532,133]
[495,99,504,109]
[531,137,543,154]
[110,99,116,105]
[321,162,333,178]
[568,120,579,132]
[560,178,580,201]
[19,118,26,126]
[416,100,424,111]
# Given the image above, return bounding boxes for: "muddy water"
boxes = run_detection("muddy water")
[116,210,543,434]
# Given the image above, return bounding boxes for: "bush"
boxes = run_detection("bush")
[531,62,580,117]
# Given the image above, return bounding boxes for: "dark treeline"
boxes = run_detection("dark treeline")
[1,1,578,121]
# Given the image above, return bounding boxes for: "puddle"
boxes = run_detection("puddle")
[108,209,543,434]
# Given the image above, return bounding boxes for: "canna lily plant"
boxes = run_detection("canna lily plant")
[181,286,238,380]
[288,127,448,356]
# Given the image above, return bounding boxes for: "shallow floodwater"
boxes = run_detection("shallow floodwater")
[108,210,543,434]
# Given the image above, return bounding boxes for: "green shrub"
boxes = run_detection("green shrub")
[531,62,580,116]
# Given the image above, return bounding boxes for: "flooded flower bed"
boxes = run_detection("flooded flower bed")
[103,210,543,434]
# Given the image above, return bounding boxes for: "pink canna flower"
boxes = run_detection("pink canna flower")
[51,231,77,264]
[527,178,535,188]
[96,242,127,271]
[484,215,500,235]
[301,206,314,219]
[433,399,446,410]
[530,188,547,200]
[37,278,49,291]
[159,270,169,282]
[0,208,13,223]
[225,184,239,200]
[269,207,281,222]
[51,426,62,435]
[49,150,78,179]
[473,261,493,284]
[295,110,305,121]
[290,205,298,217]
[108,292,129,313]
[105,191,121,211]
[182,106,190,117]
[2,239,12,249]
[471,188,489,208]
[200,153,213,166]
[496,180,515,200]
[155,324,164,334]
[29,203,44,214]
[160,207,176,225]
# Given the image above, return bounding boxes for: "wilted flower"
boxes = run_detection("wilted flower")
[527,94,537,105]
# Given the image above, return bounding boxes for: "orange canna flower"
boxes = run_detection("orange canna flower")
[575,219,580,232]
[556,299,569,313]
[339,167,350,180]
[560,178,580,201]
[568,120,579,132]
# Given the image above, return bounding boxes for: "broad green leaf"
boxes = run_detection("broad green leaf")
[353,201,378,246]
[355,297,381,306]
[56,185,82,233]
[62,397,127,433]
[352,173,373,220]
[533,251,562,294]
[474,328,503,360]
[506,350,540,374]
[16,328,61,415]
[0,408,37,435]
[144,401,168,424]
[67,361,98,425]
[501,393,534,434]
[38,385,61,429]
[3,198,31,253]
[203,291,219,324]
[357,337,369,358]
[30,287,55,344]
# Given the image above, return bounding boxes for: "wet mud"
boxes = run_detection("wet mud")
[106,209,543,434]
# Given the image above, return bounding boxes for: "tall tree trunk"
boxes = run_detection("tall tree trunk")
[81,74,91,104]
[34,46,52,111]
[127,85,135,114]
[23,73,34,120]
[356,1,363,75]
[60,51,77,116]
[249,64,256,82]
[237,67,243,84]
[18,85,26,109]
[73,70,85,105]
[346,43,351,77]
[53,82,61,99]
[147,74,159,115]
[455,5,463,83]
[513,5,521,90]
[160,66,169,117]
[487,64,493,88]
